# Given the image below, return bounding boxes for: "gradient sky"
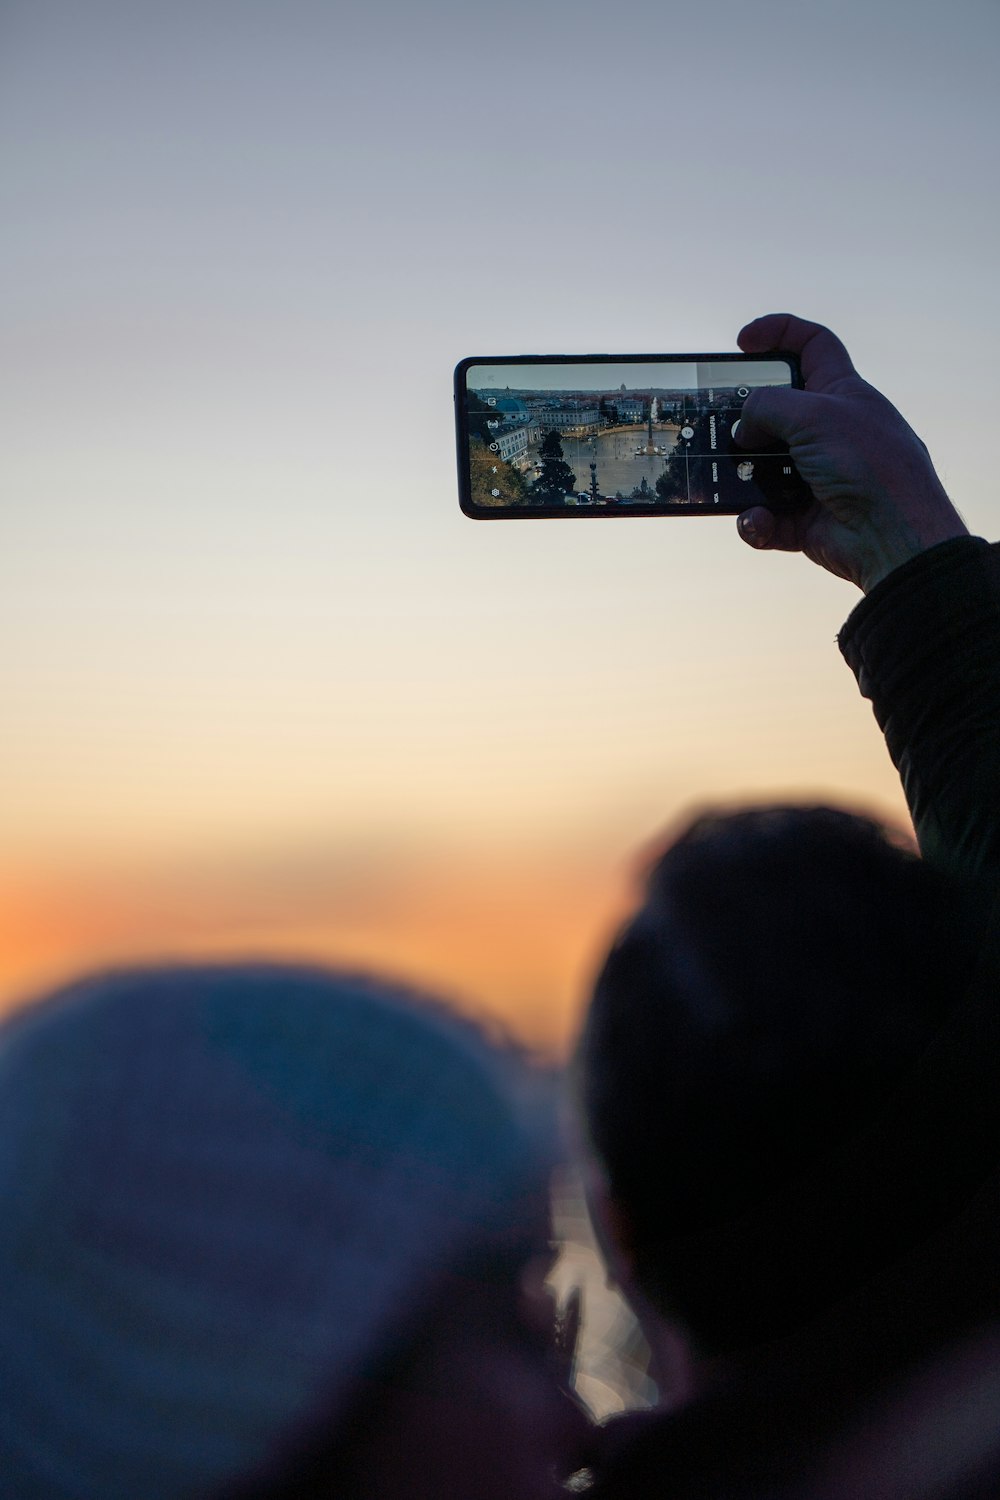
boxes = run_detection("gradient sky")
[2,0,998,1051]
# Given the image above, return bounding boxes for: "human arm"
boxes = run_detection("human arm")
[838,536,1000,886]
[733,313,968,594]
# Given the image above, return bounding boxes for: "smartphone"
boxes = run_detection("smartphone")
[454,352,811,518]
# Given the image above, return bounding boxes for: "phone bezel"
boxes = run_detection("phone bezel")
[454,351,804,519]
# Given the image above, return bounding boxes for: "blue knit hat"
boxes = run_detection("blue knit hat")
[0,964,554,1499]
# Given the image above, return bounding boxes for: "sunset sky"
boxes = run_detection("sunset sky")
[3,0,999,1053]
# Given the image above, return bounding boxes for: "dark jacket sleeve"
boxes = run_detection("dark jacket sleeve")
[838,536,1000,887]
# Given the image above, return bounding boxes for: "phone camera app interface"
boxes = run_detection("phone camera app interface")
[462,358,806,514]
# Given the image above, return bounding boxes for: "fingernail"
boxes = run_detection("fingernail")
[738,513,758,544]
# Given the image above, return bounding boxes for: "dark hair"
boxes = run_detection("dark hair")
[577,806,984,1355]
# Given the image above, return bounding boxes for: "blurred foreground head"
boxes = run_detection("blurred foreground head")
[577,806,988,1360]
[0,964,583,1499]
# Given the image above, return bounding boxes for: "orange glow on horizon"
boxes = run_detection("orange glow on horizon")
[0,852,637,1058]
[0,784,915,1057]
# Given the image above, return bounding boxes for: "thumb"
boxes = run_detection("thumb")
[737,507,778,550]
[733,385,806,450]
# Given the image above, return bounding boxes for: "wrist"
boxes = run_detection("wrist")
[857,504,969,595]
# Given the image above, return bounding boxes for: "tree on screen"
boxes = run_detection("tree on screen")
[530,429,576,502]
[469,437,528,506]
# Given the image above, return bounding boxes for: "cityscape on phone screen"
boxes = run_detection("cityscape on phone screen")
[462,358,807,514]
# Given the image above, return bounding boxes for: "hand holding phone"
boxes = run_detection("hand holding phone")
[732,315,968,593]
[455,353,811,519]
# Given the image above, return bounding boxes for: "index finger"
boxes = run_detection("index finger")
[737,313,857,392]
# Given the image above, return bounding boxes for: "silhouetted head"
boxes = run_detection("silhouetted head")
[0,963,587,1499]
[577,806,984,1358]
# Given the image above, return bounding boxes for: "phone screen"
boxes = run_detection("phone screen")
[454,353,810,517]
